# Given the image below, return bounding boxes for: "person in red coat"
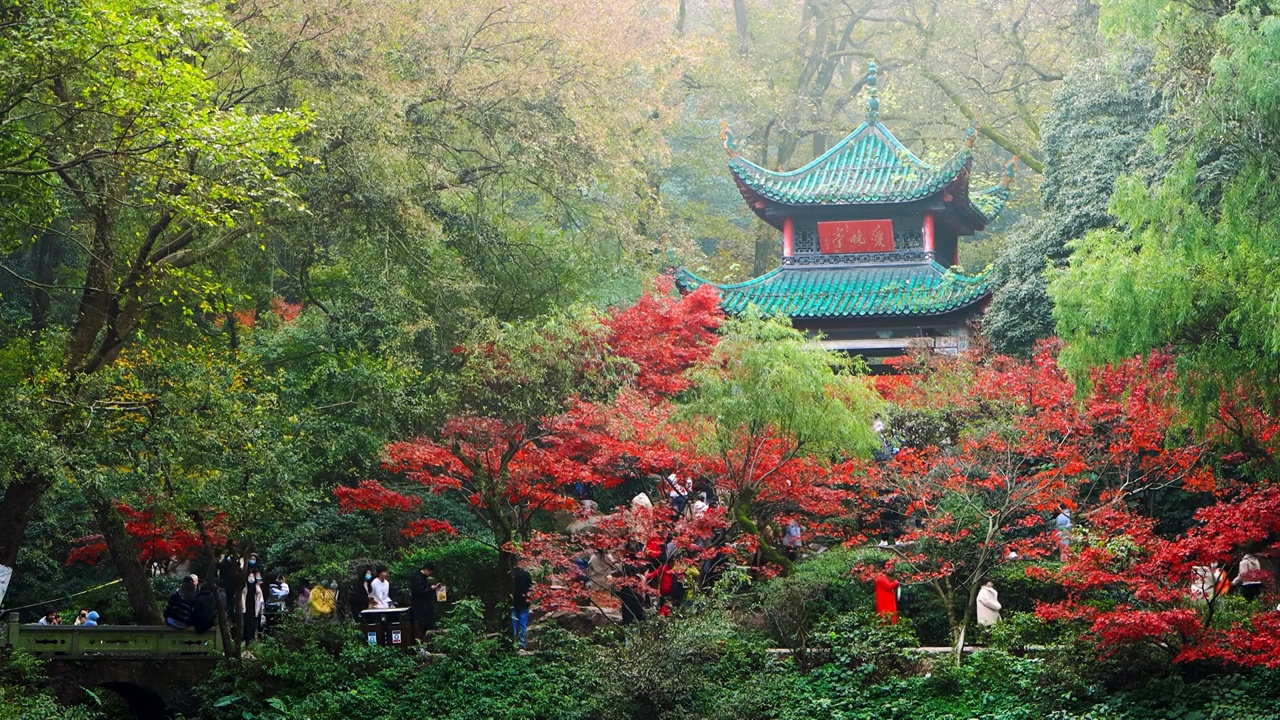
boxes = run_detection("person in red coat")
[874,566,901,625]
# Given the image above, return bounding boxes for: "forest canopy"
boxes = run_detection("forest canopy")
[4,0,1280,718]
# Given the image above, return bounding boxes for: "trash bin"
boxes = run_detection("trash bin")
[359,608,412,651]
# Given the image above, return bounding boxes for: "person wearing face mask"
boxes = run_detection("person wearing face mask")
[241,553,265,643]
[348,568,375,620]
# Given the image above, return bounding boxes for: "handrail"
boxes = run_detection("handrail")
[3,614,222,657]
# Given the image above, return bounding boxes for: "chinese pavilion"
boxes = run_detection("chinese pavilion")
[677,62,1013,362]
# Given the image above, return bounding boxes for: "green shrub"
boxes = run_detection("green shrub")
[391,539,503,621]
[754,547,871,656]
[0,649,102,720]
[809,611,920,683]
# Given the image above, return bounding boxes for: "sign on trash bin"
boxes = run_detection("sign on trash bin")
[391,629,402,644]
[367,631,377,646]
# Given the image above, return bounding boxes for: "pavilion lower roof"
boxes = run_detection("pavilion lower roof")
[675,260,990,318]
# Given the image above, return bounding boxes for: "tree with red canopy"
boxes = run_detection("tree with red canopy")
[856,341,1223,659]
[335,284,724,584]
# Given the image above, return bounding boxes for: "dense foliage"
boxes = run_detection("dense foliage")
[6,0,1280,717]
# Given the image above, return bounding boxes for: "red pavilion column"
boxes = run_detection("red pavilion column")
[922,213,935,254]
[782,217,794,257]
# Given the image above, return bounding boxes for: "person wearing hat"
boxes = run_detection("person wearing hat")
[164,575,200,629]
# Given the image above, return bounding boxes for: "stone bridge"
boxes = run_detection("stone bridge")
[3,615,222,719]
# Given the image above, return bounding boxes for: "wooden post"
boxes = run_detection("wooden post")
[782,217,794,257]
[6,613,18,649]
[922,213,935,254]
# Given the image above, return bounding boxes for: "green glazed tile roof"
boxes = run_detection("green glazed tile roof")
[676,263,990,318]
[729,122,972,206]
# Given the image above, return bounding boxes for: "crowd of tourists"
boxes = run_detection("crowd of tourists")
[22,477,1274,653]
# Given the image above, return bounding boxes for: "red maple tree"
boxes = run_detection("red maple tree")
[334,284,725,583]
[69,503,226,572]
[857,342,1228,653]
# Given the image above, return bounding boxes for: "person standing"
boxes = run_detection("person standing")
[242,560,265,643]
[74,609,89,626]
[217,546,239,615]
[977,581,1002,627]
[511,559,533,650]
[370,567,392,609]
[1055,507,1072,561]
[586,548,617,593]
[873,566,900,625]
[348,569,374,619]
[691,492,709,518]
[269,574,290,609]
[190,583,217,634]
[409,563,441,639]
[296,582,312,616]
[667,473,692,516]
[1235,552,1265,601]
[782,521,803,561]
[38,608,61,626]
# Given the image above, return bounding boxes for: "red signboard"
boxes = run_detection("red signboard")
[817,219,894,254]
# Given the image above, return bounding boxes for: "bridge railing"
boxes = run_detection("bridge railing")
[3,615,222,657]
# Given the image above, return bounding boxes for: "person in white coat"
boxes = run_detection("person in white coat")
[976,581,1002,627]
[370,566,393,609]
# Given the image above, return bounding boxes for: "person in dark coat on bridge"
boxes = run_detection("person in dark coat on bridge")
[164,575,199,629]
[190,584,217,634]
[409,562,441,641]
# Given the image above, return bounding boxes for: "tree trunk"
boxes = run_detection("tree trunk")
[0,473,52,592]
[28,229,59,333]
[734,508,794,575]
[675,0,687,34]
[88,493,163,625]
[192,512,235,658]
[732,0,749,52]
[753,227,777,277]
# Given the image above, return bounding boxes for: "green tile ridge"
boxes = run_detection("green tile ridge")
[728,121,973,206]
[676,263,990,319]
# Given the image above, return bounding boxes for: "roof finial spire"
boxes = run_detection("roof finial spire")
[865,60,880,124]
[1001,157,1018,188]
[720,119,739,158]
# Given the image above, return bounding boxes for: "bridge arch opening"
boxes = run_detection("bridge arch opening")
[97,681,171,720]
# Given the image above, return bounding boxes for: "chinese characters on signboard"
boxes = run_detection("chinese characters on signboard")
[816,219,894,253]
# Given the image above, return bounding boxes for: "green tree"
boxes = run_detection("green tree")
[679,314,881,573]
[1050,4,1280,422]
[0,0,307,616]
[984,50,1163,356]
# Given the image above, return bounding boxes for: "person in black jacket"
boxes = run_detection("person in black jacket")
[347,567,374,620]
[190,584,217,634]
[164,574,199,629]
[409,563,441,641]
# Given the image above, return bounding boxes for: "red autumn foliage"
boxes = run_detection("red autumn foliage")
[854,342,1226,643]
[335,285,725,577]
[1039,486,1280,667]
[270,296,303,323]
[606,279,722,397]
[68,503,226,570]
[333,479,421,514]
